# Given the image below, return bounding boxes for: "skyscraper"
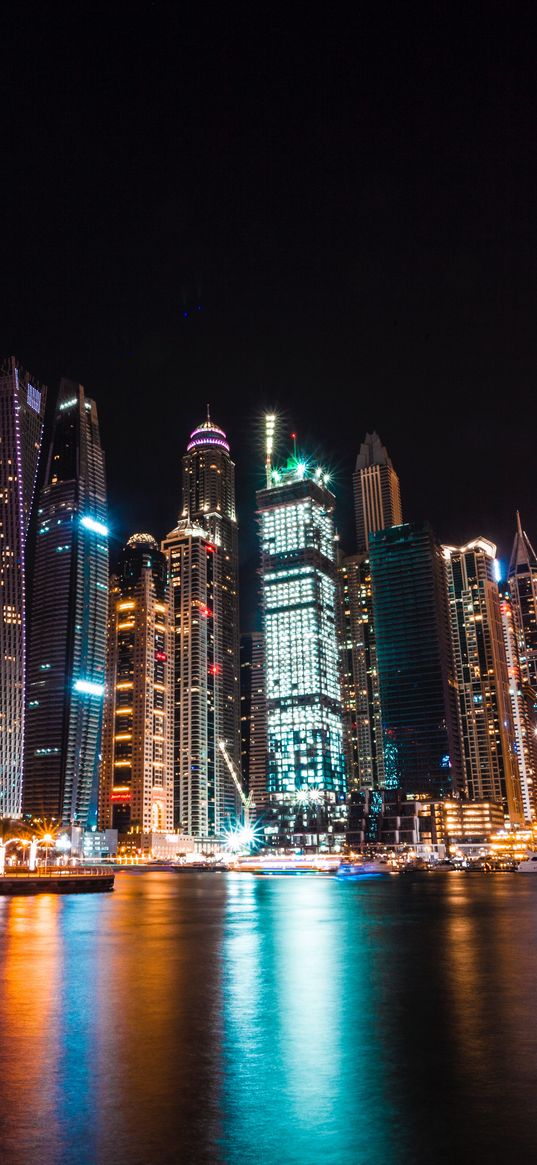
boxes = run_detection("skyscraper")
[443,539,523,823]
[508,512,537,690]
[337,552,384,792]
[353,431,402,552]
[99,534,174,837]
[369,522,462,799]
[258,446,346,845]
[501,589,537,822]
[180,412,241,806]
[240,632,267,810]
[0,357,47,818]
[23,380,107,826]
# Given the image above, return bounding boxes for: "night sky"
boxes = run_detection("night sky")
[3,6,537,625]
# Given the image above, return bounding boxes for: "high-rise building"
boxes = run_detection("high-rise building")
[258,450,346,845]
[337,552,384,792]
[353,431,402,552]
[162,518,231,836]
[23,380,107,826]
[99,534,174,836]
[443,539,523,823]
[508,512,537,690]
[240,632,267,810]
[369,522,462,799]
[181,410,240,770]
[0,357,47,818]
[501,589,537,822]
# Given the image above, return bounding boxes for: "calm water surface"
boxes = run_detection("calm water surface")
[0,871,536,1165]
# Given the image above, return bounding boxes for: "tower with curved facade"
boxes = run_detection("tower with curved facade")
[99,534,174,837]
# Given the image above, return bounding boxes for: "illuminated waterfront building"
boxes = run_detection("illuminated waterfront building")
[23,380,107,826]
[0,356,46,817]
[337,552,384,792]
[258,440,346,844]
[369,523,462,799]
[353,431,402,552]
[500,589,537,821]
[508,512,537,689]
[240,632,267,809]
[443,539,522,823]
[99,534,173,836]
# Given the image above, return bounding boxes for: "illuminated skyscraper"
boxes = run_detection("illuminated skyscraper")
[508,512,537,689]
[258,447,346,845]
[353,431,402,552]
[369,522,462,799]
[443,539,523,823]
[337,552,384,792]
[0,357,47,818]
[501,589,537,821]
[99,534,174,836]
[240,632,267,809]
[23,380,107,826]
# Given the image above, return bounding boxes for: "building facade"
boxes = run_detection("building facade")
[369,522,462,799]
[240,632,267,810]
[337,552,384,792]
[353,431,402,553]
[0,356,46,818]
[258,456,346,844]
[99,534,174,836]
[501,589,537,821]
[443,539,522,823]
[24,380,107,826]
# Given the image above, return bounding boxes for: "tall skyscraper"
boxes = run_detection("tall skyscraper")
[337,552,384,793]
[0,357,47,818]
[99,534,174,836]
[508,512,537,690]
[258,443,346,845]
[369,522,462,799]
[240,632,267,810]
[353,431,402,552]
[443,539,523,823]
[501,589,537,821]
[23,380,107,826]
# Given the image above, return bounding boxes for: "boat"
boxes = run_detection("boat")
[337,859,394,878]
[230,854,340,876]
[516,852,537,873]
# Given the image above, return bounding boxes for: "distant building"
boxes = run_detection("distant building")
[443,539,523,823]
[258,451,346,845]
[353,431,402,553]
[24,380,107,826]
[369,522,462,799]
[99,534,174,836]
[240,632,267,810]
[0,356,46,817]
[508,512,537,690]
[337,552,384,792]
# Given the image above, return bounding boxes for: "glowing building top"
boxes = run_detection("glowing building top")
[187,406,230,454]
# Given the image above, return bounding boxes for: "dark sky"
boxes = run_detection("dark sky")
[3,5,537,624]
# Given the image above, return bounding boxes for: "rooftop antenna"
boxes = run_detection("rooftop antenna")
[265,414,276,487]
[206,403,211,422]
[291,431,297,458]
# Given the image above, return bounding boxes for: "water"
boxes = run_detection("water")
[1,871,537,1165]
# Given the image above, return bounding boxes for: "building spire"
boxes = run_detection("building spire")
[207,403,211,422]
[509,512,537,576]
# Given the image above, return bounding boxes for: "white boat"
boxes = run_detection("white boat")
[337,859,393,878]
[517,852,537,872]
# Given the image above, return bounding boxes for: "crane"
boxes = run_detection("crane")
[218,740,255,829]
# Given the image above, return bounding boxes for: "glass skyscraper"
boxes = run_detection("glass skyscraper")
[0,356,47,818]
[240,632,267,810]
[99,534,174,837]
[353,431,402,553]
[258,455,346,845]
[23,380,108,826]
[337,552,384,792]
[369,522,462,799]
[508,512,537,690]
[443,538,523,823]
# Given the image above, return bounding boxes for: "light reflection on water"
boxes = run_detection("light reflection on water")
[0,872,536,1165]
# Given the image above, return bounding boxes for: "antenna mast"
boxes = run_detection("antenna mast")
[265,414,276,487]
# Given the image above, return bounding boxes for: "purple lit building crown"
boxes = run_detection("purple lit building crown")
[187,411,230,454]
